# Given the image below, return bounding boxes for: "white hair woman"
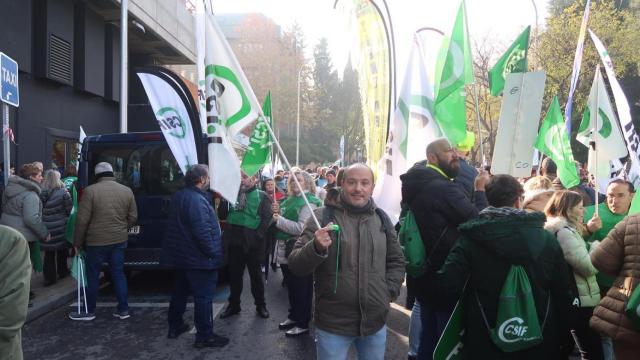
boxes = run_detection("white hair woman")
[271,170,322,336]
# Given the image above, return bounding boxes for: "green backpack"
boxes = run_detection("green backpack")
[398,210,427,278]
[625,285,640,329]
[475,265,549,352]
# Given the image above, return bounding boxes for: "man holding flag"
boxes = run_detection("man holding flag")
[218,173,273,320]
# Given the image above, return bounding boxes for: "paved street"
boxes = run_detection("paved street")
[22,268,410,359]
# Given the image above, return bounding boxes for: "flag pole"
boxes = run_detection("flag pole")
[259,115,322,229]
[462,0,486,166]
[593,67,600,216]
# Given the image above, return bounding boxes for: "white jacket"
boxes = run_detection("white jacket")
[544,216,600,307]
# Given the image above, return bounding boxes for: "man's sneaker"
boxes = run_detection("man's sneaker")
[69,312,96,321]
[113,310,130,319]
[194,334,230,348]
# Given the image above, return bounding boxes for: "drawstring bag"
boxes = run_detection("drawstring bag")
[476,265,548,352]
[398,210,426,278]
[625,284,640,329]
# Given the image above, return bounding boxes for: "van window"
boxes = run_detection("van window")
[89,143,184,196]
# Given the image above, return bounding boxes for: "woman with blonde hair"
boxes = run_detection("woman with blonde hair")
[522,175,554,212]
[40,169,73,286]
[544,190,603,359]
[272,170,322,337]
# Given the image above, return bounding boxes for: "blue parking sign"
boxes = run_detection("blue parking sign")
[1,52,19,107]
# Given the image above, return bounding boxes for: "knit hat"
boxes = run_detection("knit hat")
[95,162,113,175]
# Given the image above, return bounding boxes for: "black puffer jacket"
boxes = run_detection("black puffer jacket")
[400,160,487,311]
[40,187,72,250]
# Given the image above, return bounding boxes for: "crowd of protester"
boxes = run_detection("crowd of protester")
[3,137,640,360]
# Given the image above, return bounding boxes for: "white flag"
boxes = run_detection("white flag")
[137,71,199,174]
[373,39,442,223]
[589,29,640,188]
[196,4,262,203]
[576,67,627,193]
[202,11,261,137]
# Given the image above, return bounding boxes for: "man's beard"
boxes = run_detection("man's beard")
[437,155,460,178]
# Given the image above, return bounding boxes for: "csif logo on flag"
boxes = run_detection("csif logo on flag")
[206,64,252,132]
[497,317,529,343]
[503,49,526,77]
[156,107,188,139]
[247,118,271,154]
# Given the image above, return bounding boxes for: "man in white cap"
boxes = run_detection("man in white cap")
[70,162,138,321]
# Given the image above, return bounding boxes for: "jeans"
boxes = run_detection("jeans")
[168,269,218,342]
[417,305,451,360]
[408,300,422,357]
[602,337,615,360]
[281,264,313,328]
[85,242,128,313]
[315,326,387,360]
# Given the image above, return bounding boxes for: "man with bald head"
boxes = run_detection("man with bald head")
[400,138,490,360]
[288,163,405,360]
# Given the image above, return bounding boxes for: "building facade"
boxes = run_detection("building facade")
[0,0,195,173]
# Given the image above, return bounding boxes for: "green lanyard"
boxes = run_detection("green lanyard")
[426,164,452,180]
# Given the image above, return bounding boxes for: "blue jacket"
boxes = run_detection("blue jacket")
[161,186,222,270]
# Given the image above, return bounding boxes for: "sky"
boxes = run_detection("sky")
[211,0,549,77]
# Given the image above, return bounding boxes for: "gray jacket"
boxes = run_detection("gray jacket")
[288,196,405,337]
[0,176,49,243]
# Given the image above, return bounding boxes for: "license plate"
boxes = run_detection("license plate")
[128,225,140,235]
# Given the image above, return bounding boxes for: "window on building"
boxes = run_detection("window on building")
[51,138,80,176]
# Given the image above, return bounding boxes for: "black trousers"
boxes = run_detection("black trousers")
[568,306,604,360]
[227,238,266,307]
[281,264,313,328]
[43,248,69,283]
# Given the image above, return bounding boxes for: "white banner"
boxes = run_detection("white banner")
[491,72,546,177]
[137,72,198,175]
[589,29,640,187]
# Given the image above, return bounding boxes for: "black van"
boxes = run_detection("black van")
[78,131,205,269]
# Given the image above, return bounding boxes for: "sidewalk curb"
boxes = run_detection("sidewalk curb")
[26,286,77,324]
[27,277,107,324]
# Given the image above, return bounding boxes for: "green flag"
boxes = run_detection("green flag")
[434,1,474,145]
[488,26,530,96]
[534,96,580,188]
[240,92,272,176]
[65,185,78,244]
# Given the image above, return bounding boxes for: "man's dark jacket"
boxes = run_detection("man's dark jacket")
[161,186,222,269]
[437,210,573,359]
[455,158,478,199]
[400,160,487,310]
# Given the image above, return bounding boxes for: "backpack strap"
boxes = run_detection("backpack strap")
[374,207,396,243]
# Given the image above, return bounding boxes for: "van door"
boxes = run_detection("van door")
[86,141,183,267]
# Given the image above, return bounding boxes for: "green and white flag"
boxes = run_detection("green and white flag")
[196,2,262,203]
[434,1,474,145]
[576,67,627,193]
[535,96,580,188]
[488,26,530,96]
[240,92,272,177]
[373,38,442,223]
